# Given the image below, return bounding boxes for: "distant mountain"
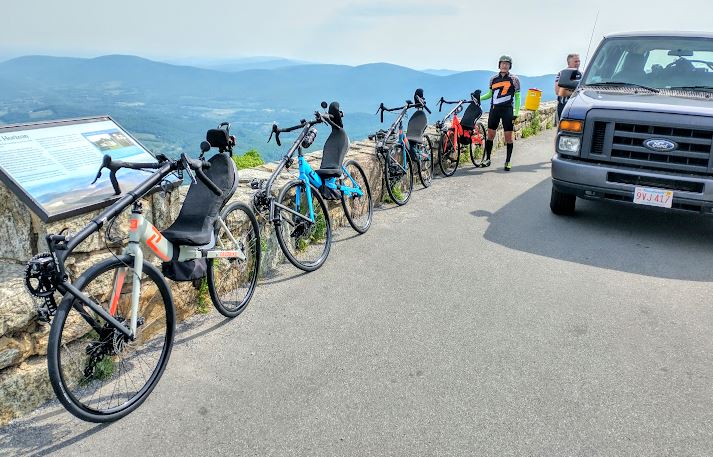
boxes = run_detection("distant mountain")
[0,55,556,161]
[422,69,462,76]
[164,56,312,72]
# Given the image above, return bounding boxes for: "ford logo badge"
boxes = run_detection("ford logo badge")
[643,138,677,152]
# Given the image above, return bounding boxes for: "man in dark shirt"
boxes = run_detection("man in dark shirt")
[555,53,581,123]
[479,55,521,171]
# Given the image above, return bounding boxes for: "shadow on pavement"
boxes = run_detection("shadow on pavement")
[443,160,552,178]
[471,178,713,281]
[0,416,108,456]
[0,310,237,454]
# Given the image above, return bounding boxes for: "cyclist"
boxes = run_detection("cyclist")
[479,55,521,171]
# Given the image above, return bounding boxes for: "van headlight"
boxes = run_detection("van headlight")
[558,135,581,155]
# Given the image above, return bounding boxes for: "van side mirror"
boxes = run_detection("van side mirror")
[558,69,582,91]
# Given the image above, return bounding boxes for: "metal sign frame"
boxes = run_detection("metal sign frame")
[0,116,168,222]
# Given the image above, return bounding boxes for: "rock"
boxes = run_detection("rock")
[0,348,20,371]
[0,357,53,426]
[151,186,181,231]
[0,185,33,263]
[0,277,37,338]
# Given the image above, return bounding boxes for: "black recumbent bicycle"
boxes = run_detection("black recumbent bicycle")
[371,89,434,205]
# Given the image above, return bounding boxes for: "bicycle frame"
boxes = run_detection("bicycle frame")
[439,101,465,137]
[439,100,485,143]
[108,205,246,335]
[48,160,246,341]
[377,106,411,176]
[263,124,364,226]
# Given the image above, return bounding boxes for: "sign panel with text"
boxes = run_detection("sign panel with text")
[0,116,159,222]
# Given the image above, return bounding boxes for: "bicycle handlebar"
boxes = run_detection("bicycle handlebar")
[269,110,337,147]
[179,153,222,197]
[376,103,407,123]
[91,154,166,195]
[92,152,222,197]
[376,97,432,122]
[438,90,482,112]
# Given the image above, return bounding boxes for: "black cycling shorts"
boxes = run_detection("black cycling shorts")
[487,106,515,132]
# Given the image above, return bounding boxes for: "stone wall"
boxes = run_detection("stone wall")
[0,101,556,425]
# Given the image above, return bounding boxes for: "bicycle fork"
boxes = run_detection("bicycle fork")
[115,206,173,336]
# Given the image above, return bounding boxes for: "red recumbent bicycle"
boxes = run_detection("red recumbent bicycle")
[436,90,487,177]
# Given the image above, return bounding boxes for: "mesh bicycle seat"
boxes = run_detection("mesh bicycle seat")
[317,102,349,178]
[405,110,428,144]
[460,103,483,131]
[162,153,238,247]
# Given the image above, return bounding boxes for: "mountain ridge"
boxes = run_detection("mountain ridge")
[0,55,556,160]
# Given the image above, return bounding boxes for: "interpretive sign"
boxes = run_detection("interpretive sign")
[0,116,159,222]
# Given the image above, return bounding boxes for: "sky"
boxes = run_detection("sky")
[2,0,712,75]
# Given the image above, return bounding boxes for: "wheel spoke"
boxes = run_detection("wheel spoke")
[49,256,173,422]
[207,203,260,318]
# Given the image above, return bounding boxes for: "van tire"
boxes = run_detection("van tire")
[550,186,576,215]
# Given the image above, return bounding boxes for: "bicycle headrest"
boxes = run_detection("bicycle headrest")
[328,101,344,128]
[413,88,425,108]
[206,128,230,150]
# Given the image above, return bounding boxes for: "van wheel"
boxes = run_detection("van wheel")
[550,186,576,215]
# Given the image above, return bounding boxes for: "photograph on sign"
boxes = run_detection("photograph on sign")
[0,117,161,221]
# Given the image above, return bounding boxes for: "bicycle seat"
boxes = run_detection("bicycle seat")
[405,110,427,144]
[460,103,483,131]
[317,102,349,178]
[162,153,238,247]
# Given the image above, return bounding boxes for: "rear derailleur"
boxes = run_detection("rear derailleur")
[251,179,270,213]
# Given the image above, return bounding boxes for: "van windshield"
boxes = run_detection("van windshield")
[583,36,713,90]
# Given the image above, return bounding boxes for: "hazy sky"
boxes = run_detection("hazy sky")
[2,0,712,74]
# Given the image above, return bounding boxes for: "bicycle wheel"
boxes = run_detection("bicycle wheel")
[384,144,413,205]
[438,130,460,177]
[47,256,174,423]
[416,136,434,188]
[340,159,373,234]
[207,202,260,318]
[469,123,487,167]
[275,180,332,272]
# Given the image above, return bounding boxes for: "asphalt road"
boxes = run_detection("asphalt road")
[3,130,713,456]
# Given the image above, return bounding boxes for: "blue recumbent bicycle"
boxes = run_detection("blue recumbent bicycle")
[252,101,373,272]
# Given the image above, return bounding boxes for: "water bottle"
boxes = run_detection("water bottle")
[301,128,318,149]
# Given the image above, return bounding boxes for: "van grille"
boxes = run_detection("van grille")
[602,121,713,174]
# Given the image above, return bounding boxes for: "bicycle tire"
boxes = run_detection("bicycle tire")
[47,256,174,423]
[274,180,332,272]
[438,130,460,177]
[384,144,413,205]
[469,122,487,167]
[340,159,373,234]
[207,202,261,318]
[416,136,434,188]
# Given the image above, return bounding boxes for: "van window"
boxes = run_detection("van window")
[584,36,713,89]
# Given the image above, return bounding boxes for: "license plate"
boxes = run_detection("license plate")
[633,187,673,208]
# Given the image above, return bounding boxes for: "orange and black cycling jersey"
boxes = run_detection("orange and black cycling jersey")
[481,72,521,116]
